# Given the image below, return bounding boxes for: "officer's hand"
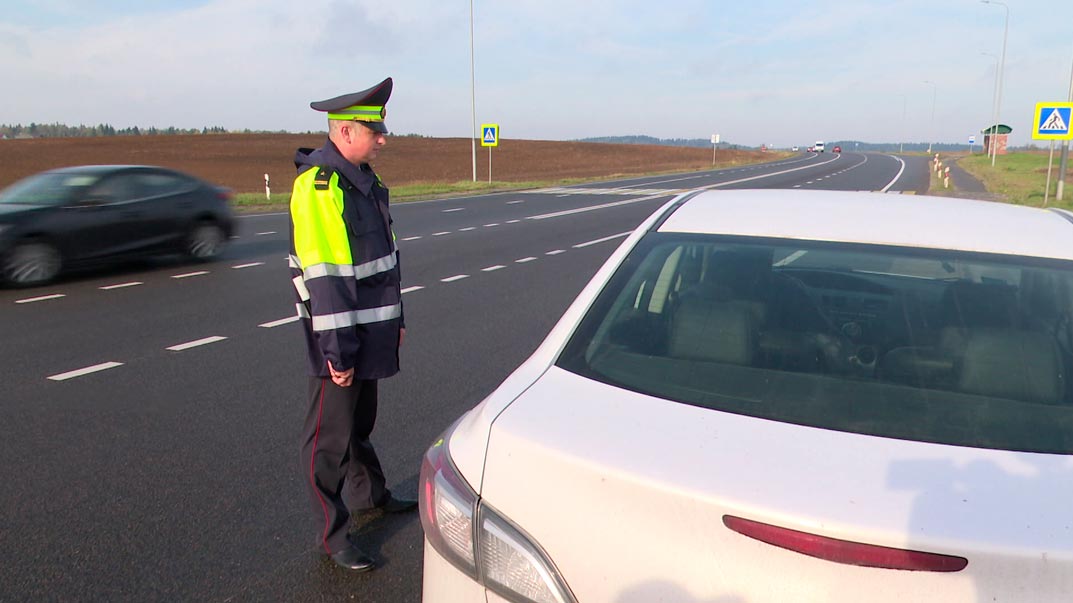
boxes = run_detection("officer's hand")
[327,361,354,387]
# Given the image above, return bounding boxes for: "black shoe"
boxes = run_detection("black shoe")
[329,545,376,572]
[377,495,418,514]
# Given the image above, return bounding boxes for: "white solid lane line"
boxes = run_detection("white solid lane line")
[100,282,143,290]
[232,262,265,269]
[401,286,425,294]
[48,361,124,381]
[574,232,632,248]
[171,271,209,279]
[166,336,228,351]
[441,275,469,282]
[15,294,65,304]
[259,316,299,328]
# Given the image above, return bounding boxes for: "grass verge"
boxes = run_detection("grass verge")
[230,153,795,214]
[958,152,1073,210]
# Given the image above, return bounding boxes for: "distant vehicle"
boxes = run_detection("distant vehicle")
[791,146,799,152]
[807,146,814,152]
[420,189,1073,602]
[815,141,826,153]
[0,165,234,286]
[833,145,842,153]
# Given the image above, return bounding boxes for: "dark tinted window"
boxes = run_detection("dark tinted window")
[0,172,101,206]
[88,174,145,203]
[138,171,196,197]
[557,233,1073,454]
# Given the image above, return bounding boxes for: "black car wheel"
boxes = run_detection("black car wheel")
[3,242,62,287]
[186,221,226,261]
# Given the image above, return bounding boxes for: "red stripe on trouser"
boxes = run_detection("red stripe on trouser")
[309,380,333,554]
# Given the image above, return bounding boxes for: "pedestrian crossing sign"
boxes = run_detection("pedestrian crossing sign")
[481,124,499,147]
[1033,102,1073,140]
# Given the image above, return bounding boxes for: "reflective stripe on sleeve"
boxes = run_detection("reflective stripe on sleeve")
[302,250,398,282]
[293,275,311,302]
[309,303,402,332]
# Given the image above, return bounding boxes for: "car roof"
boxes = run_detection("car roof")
[658,189,1073,261]
[48,165,171,175]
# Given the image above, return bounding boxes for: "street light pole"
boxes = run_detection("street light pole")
[982,51,999,161]
[469,0,477,182]
[982,0,1008,167]
[897,93,906,154]
[1057,47,1073,202]
[924,80,937,154]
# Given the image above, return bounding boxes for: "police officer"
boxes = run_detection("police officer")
[289,77,416,572]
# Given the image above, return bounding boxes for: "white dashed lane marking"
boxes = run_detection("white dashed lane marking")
[99,282,143,290]
[441,275,469,283]
[232,262,265,269]
[402,236,422,241]
[458,227,476,232]
[166,336,228,351]
[573,232,632,248]
[401,286,425,294]
[171,271,209,279]
[515,257,537,263]
[481,265,506,272]
[432,232,451,237]
[546,250,566,255]
[47,362,124,381]
[15,294,65,304]
[483,223,499,227]
[259,316,299,328]
[255,231,277,236]
[442,208,465,213]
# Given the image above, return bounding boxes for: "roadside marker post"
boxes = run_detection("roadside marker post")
[481,123,499,183]
[264,173,270,200]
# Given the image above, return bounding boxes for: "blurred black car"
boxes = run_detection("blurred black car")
[0,165,235,286]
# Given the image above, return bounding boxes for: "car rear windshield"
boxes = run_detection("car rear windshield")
[557,233,1073,454]
[0,172,100,206]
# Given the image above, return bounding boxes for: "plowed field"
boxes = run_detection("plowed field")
[0,134,778,193]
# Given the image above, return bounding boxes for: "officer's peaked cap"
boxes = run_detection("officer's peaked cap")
[311,77,392,133]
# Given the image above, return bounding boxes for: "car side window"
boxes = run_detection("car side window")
[87,174,145,204]
[137,172,194,198]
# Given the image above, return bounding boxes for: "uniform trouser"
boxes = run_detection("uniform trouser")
[301,377,389,554]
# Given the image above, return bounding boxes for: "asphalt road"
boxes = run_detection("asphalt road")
[0,152,927,602]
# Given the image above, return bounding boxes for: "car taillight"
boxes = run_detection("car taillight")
[723,515,968,572]
[419,435,478,577]
[419,428,578,603]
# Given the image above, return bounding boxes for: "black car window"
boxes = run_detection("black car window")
[0,172,100,206]
[137,172,196,198]
[87,174,147,203]
[557,233,1073,455]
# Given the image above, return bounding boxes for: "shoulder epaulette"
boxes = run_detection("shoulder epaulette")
[313,167,334,191]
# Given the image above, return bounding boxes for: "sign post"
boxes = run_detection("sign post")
[968,135,976,154]
[480,123,499,183]
[711,134,721,166]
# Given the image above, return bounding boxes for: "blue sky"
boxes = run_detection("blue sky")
[2,0,1071,147]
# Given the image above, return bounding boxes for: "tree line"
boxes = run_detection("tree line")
[1,123,260,138]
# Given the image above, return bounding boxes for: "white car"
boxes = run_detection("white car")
[419,189,1073,603]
